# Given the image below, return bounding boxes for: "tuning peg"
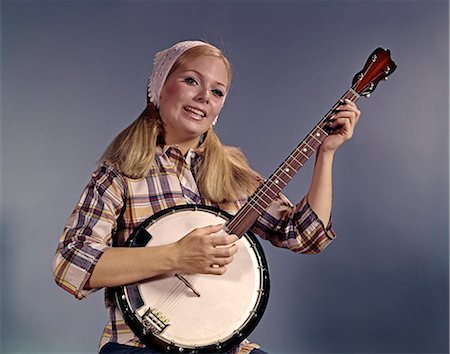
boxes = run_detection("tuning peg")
[384,76,389,81]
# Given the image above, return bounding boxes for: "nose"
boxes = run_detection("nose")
[195,87,210,104]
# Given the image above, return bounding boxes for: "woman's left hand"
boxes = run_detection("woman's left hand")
[321,99,361,153]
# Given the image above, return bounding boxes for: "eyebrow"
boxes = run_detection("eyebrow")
[182,69,228,89]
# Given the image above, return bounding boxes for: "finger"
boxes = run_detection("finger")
[343,100,361,119]
[212,234,239,246]
[193,224,224,236]
[330,117,351,129]
[332,109,358,126]
[212,243,238,257]
[206,224,226,233]
[328,119,352,138]
[341,98,360,109]
[206,264,227,276]
[343,99,357,107]
[335,106,357,117]
[336,99,358,111]
[212,255,234,266]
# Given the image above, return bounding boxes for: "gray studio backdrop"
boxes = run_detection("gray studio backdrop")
[1,1,448,353]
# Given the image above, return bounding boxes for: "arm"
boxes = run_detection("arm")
[252,100,360,253]
[52,163,237,298]
[307,150,334,226]
[307,99,361,225]
[52,163,125,299]
[86,244,180,289]
[87,225,238,289]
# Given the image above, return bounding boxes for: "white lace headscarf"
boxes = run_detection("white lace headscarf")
[147,40,218,108]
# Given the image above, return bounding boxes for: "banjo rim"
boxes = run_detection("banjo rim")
[114,204,270,353]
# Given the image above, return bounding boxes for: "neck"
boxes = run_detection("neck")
[164,137,201,156]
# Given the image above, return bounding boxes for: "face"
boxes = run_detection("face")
[158,55,229,151]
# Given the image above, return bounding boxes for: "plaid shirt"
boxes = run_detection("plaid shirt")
[53,145,336,352]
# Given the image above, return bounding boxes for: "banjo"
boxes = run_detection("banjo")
[115,48,397,353]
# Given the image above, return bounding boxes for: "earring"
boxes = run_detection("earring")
[212,116,219,126]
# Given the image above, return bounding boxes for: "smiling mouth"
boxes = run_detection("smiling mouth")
[184,106,206,118]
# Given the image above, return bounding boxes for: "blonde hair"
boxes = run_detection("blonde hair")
[100,45,260,203]
[196,129,260,202]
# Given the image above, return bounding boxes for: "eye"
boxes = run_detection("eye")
[212,89,225,97]
[184,77,198,85]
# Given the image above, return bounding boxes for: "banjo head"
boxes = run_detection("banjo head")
[115,205,270,353]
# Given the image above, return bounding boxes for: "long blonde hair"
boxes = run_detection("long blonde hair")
[100,45,260,203]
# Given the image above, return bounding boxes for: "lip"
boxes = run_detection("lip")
[183,105,207,120]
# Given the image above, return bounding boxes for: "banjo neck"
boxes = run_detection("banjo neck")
[226,47,397,238]
[225,89,360,238]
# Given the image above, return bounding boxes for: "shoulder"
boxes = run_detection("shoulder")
[93,160,124,180]
[90,161,128,196]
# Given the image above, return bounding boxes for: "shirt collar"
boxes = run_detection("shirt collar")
[155,144,202,167]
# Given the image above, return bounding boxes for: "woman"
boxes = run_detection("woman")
[53,40,360,353]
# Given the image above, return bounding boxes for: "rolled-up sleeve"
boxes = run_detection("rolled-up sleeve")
[252,194,336,254]
[52,163,126,299]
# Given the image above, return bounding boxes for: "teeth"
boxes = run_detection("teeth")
[185,106,206,117]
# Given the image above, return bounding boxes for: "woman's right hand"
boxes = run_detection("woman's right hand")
[86,225,238,290]
[173,224,238,275]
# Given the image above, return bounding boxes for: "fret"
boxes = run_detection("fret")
[297,147,310,159]
[254,189,275,206]
[264,184,280,199]
[247,195,268,214]
[293,154,308,167]
[309,127,322,145]
[243,202,260,214]
[276,165,294,180]
[316,125,328,136]
[339,88,361,105]
[253,186,277,207]
[288,154,304,168]
[348,88,361,100]
[281,160,297,173]
[304,137,317,149]
[304,141,315,151]
[271,177,286,190]
[309,132,322,144]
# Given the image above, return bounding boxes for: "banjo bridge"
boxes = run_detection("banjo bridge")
[136,306,170,335]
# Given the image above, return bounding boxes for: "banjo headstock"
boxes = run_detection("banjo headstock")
[352,47,397,97]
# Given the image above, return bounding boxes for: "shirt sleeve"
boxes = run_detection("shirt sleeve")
[52,162,126,299]
[251,194,336,254]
